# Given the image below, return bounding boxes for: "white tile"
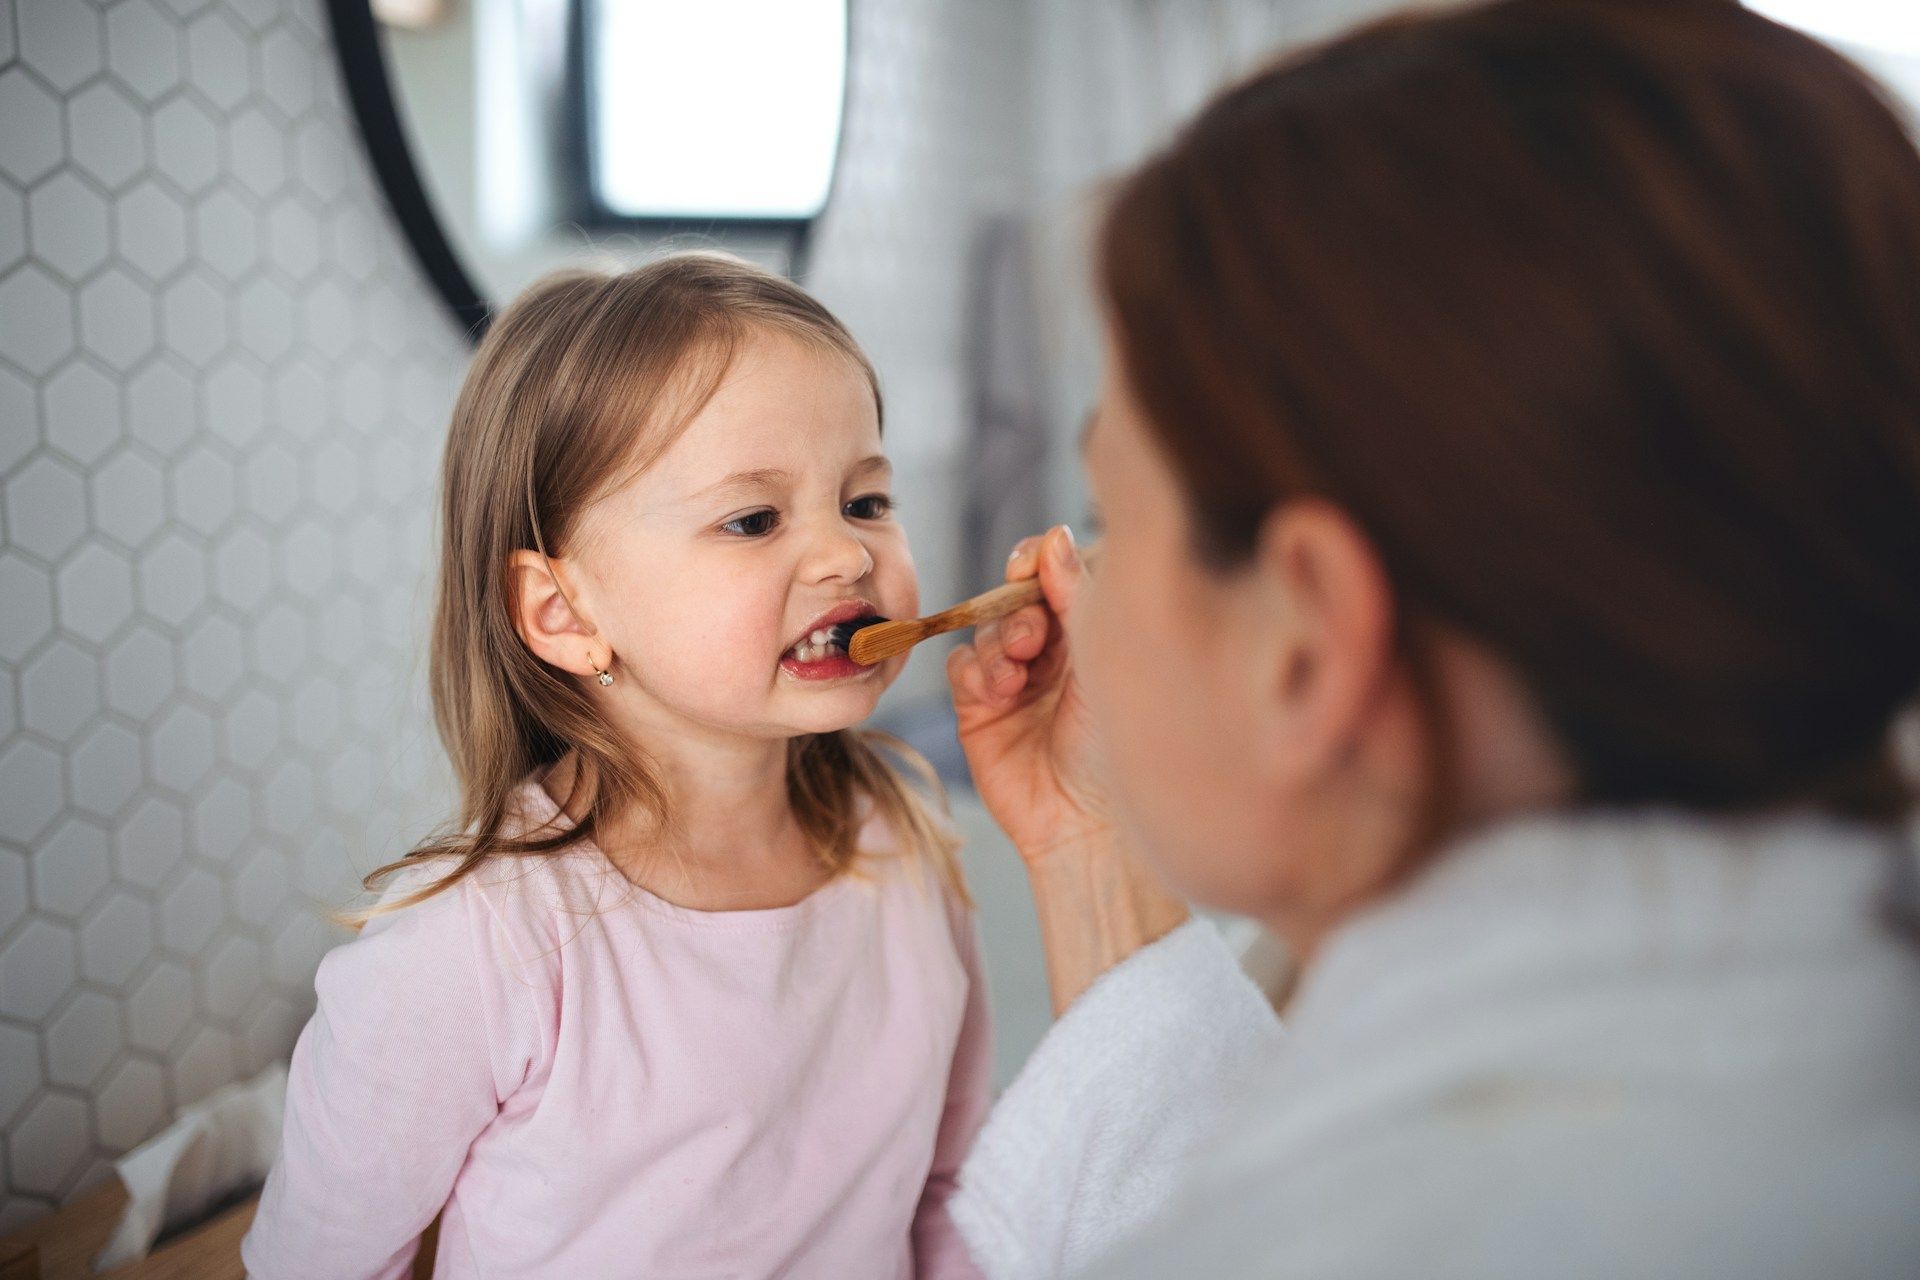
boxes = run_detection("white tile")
[182,612,244,701]
[0,850,25,938]
[148,701,214,794]
[79,889,156,987]
[6,1092,90,1196]
[159,270,229,364]
[262,759,313,837]
[90,448,167,549]
[240,441,298,525]
[258,26,315,119]
[0,917,78,1023]
[278,517,334,598]
[270,360,327,440]
[77,269,158,372]
[68,720,142,818]
[237,993,301,1076]
[113,794,186,891]
[323,742,372,817]
[299,279,353,358]
[136,533,208,628]
[192,189,257,283]
[211,525,271,609]
[249,601,308,685]
[46,989,122,1088]
[0,70,64,186]
[0,264,77,376]
[0,184,25,276]
[288,675,339,752]
[103,624,177,720]
[184,9,250,112]
[125,960,192,1054]
[231,847,286,930]
[220,683,279,767]
[227,108,286,201]
[20,640,101,743]
[67,82,147,193]
[167,444,235,537]
[234,277,294,363]
[30,817,111,918]
[27,172,112,284]
[292,116,347,205]
[0,1022,42,1128]
[43,358,122,465]
[149,95,219,196]
[0,360,34,480]
[264,196,319,281]
[125,358,198,457]
[201,933,263,1022]
[190,773,250,863]
[114,180,189,283]
[0,738,65,843]
[55,541,136,645]
[317,594,365,658]
[105,0,184,104]
[15,0,106,93]
[0,552,55,663]
[308,439,357,515]
[170,1024,235,1109]
[4,452,87,560]
[158,865,222,954]
[203,356,265,449]
[93,1057,166,1152]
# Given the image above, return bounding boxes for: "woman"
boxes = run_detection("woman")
[942,1,1920,1276]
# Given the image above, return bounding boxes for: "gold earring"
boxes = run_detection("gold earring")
[590,654,614,686]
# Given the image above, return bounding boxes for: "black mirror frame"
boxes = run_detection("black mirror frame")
[324,0,495,342]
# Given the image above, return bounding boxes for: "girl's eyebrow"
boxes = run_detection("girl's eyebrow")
[694,455,891,504]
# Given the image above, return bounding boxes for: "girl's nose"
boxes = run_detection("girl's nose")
[802,523,875,584]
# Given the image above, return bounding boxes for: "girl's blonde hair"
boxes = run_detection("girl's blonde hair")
[358,253,963,916]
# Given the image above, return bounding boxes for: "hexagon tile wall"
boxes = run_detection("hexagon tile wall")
[0,0,471,1231]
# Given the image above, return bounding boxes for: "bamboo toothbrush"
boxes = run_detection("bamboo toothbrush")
[830,540,1097,666]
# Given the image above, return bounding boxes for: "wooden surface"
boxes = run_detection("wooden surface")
[0,1181,440,1280]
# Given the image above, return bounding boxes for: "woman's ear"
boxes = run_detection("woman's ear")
[505,549,602,676]
[1244,498,1396,783]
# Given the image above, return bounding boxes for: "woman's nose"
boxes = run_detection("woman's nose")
[801,522,875,584]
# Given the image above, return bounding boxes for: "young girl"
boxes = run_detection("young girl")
[242,255,990,1279]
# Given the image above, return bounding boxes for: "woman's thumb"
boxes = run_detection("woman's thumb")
[1036,524,1084,617]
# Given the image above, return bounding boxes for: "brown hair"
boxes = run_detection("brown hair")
[1100,0,1920,834]
[359,253,961,916]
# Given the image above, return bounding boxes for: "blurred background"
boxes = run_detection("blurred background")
[0,0,1914,1248]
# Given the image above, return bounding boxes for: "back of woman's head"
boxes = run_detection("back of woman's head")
[1101,0,1920,822]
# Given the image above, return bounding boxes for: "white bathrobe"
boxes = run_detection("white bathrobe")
[952,809,1920,1279]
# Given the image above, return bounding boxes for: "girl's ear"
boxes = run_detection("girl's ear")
[506,549,601,676]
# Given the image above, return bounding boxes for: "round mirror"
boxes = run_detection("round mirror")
[327,0,851,337]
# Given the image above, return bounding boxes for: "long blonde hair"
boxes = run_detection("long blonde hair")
[359,253,963,916]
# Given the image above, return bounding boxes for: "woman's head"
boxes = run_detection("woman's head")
[367,254,949,911]
[1078,0,1920,933]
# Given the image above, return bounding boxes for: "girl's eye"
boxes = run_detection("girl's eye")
[722,509,781,537]
[846,493,894,520]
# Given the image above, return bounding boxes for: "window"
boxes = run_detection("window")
[1743,2,1920,58]
[578,0,849,224]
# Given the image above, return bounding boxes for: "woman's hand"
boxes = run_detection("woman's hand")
[948,525,1189,1013]
[946,526,1112,864]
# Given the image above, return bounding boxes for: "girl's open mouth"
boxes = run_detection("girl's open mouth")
[779,602,885,683]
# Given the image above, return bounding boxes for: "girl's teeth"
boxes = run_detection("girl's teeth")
[811,629,831,646]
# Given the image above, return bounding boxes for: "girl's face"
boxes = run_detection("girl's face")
[561,330,918,744]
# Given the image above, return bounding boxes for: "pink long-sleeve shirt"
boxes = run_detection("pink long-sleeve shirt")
[243,779,991,1280]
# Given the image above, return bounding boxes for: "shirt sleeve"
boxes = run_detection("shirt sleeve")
[948,918,1284,1280]
[914,898,995,1280]
[241,868,547,1280]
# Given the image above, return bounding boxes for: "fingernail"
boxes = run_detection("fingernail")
[1004,619,1032,644]
[990,658,1017,683]
[1052,525,1079,566]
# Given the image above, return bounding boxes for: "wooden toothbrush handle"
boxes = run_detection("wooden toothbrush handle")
[924,576,1044,637]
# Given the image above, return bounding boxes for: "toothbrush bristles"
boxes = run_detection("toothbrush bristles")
[826,616,889,651]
